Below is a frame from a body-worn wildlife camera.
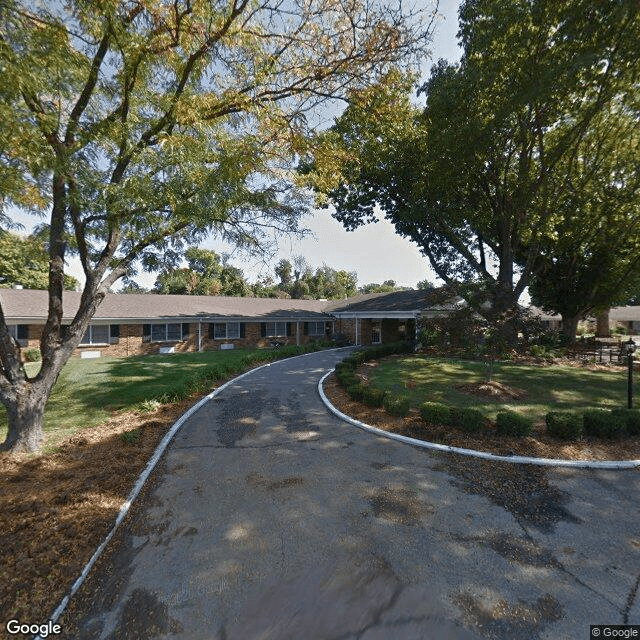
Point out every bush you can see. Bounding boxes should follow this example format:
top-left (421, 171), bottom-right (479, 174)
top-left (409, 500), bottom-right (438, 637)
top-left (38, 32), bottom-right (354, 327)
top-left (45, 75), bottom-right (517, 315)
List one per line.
top-left (346, 383), bottom-right (367, 402)
top-left (545, 411), bottom-right (583, 440)
top-left (583, 409), bottom-right (627, 439)
top-left (336, 371), bottom-right (359, 388)
top-left (495, 411), bottom-right (533, 437)
top-left (610, 408), bottom-right (640, 435)
top-left (362, 386), bottom-right (386, 407)
top-left (23, 347), bottom-right (41, 362)
top-left (453, 407), bottom-right (486, 433)
top-left (419, 402), bottom-right (451, 426)
top-left (383, 393), bottom-right (411, 417)
top-left (120, 428), bottom-right (141, 444)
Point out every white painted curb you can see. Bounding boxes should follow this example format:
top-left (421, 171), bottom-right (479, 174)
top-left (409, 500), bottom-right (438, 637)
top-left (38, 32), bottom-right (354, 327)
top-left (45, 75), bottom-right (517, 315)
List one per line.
top-left (39, 347), bottom-right (353, 637)
top-left (318, 369), bottom-right (640, 470)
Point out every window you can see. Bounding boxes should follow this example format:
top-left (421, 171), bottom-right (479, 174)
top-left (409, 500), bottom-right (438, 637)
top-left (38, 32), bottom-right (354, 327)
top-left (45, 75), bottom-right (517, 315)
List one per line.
top-left (262, 322), bottom-right (288, 337)
top-left (81, 325), bottom-right (109, 345)
top-left (371, 321), bottom-right (382, 344)
top-left (8, 325), bottom-right (28, 347)
top-left (143, 323), bottom-right (189, 342)
top-left (209, 322), bottom-right (243, 340)
top-left (307, 321), bottom-right (326, 336)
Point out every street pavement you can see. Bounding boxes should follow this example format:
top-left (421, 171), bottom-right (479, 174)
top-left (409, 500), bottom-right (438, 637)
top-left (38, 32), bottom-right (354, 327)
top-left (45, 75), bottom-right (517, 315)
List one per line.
top-left (64, 348), bottom-right (640, 640)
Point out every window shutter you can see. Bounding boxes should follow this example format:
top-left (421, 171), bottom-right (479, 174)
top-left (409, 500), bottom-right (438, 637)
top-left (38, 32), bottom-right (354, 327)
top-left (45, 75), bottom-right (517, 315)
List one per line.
top-left (303, 322), bottom-right (308, 335)
top-left (208, 323), bottom-right (214, 339)
top-left (287, 322), bottom-right (293, 337)
top-left (110, 324), bottom-right (120, 338)
top-left (17, 325), bottom-right (28, 340)
top-left (240, 323), bottom-right (245, 338)
top-left (181, 323), bottom-right (190, 340)
top-left (260, 323), bottom-right (266, 337)
top-left (142, 324), bottom-right (151, 337)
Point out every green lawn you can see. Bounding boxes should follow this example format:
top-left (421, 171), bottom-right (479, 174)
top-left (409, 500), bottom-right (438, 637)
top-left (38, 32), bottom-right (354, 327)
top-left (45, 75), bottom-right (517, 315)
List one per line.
top-left (368, 355), bottom-right (631, 423)
top-left (0, 345), bottom-right (318, 452)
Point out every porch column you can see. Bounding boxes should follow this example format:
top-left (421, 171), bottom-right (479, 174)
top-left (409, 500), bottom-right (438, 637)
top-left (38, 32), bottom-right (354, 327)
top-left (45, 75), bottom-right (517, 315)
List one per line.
top-left (355, 315), bottom-right (359, 346)
top-left (198, 321), bottom-right (202, 352)
top-left (296, 321), bottom-right (300, 346)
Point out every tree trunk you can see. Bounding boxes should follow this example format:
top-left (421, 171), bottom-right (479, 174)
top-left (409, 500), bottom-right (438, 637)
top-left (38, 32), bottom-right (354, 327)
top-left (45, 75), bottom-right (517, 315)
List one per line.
top-left (596, 309), bottom-right (610, 337)
top-left (1, 385), bottom-right (49, 453)
top-left (561, 314), bottom-right (581, 344)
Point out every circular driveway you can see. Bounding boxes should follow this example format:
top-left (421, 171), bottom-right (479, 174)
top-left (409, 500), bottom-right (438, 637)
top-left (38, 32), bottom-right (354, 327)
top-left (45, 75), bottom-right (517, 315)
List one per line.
top-left (65, 348), bottom-right (640, 639)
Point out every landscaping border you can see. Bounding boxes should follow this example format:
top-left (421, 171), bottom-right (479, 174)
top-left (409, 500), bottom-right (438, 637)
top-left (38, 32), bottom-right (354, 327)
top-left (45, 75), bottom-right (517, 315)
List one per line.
top-left (318, 369), bottom-right (640, 470)
top-left (38, 347), bottom-right (353, 637)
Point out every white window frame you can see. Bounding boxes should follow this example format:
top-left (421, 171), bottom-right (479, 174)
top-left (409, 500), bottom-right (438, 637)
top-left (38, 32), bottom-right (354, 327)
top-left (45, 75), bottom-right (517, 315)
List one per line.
top-left (371, 320), bottom-right (382, 344)
top-left (264, 321), bottom-right (287, 337)
top-left (307, 321), bottom-right (325, 336)
top-left (80, 325), bottom-right (110, 346)
top-left (8, 325), bottom-right (28, 347)
top-left (145, 323), bottom-right (188, 343)
top-left (212, 322), bottom-right (241, 340)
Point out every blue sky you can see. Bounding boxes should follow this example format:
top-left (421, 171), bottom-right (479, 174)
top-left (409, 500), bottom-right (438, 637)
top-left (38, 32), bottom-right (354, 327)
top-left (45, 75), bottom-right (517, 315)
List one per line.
top-left (7, 0), bottom-right (463, 291)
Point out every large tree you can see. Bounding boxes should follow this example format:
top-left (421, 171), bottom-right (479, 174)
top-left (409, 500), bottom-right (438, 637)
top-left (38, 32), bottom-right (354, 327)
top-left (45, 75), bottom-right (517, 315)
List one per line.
top-left (0, 0), bottom-right (432, 452)
top-left (302, 0), bottom-right (640, 342)
top-left (0, 231), bottom-right (79, 290)
top-left (528, 108), bottom-right (640, 340)
top-left (154, 247), bottom-right (250, 296)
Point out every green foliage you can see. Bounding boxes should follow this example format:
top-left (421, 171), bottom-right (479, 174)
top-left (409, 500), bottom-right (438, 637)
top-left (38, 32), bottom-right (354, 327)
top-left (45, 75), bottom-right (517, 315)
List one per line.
top-left (419, 402), bottom-right (451, 426)
top-left (451, 407), bottom-right (485, 433)
top-left (362, 386), bottom-right (386, 408)
top-left (495, 411), bottom-right (532, 437)
top-left (0, 232), bottom-right (78, 290)
top-left (545, 412), bottom-right (583, 440)
top-left (304, 1), bottom-right (640, 343)
top-left (347, 383), bottom-right (367, 402)
top-left (383, 393), bottom-right (411, 417)
top-left (610, 409), bottom-right (640, 436)
top-left (23, 347), bottom-right (41, 362)
top-left (120, 428), bottom-right (141, 445)
top-left (583, 409), bottom-right (627, 439)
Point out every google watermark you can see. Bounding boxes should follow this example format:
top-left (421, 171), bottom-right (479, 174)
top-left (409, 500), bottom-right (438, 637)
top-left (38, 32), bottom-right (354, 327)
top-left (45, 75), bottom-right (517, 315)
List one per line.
top-left (591, 626), bottom-right (640, 638)
top-left (6, 619), bottom-right (61, 637)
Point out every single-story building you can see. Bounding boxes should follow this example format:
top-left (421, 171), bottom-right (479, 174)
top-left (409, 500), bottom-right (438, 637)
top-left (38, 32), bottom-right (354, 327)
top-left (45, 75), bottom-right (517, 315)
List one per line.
top-left (0, 288), bottom-right (461, 358)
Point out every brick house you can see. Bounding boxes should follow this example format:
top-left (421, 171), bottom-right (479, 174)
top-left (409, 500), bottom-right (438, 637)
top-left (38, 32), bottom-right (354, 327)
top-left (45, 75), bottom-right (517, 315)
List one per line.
top-left (0, 288), bottom-right (462, 358)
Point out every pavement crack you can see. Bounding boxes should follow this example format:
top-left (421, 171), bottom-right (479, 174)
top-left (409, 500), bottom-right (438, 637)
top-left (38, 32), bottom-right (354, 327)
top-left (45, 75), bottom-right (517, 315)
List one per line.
top-left (623, 572), bottom-right (640, 624)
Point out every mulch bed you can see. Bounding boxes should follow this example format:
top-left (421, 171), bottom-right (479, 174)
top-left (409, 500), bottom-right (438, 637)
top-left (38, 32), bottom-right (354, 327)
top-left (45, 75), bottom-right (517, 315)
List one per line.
top-left (323, 374), bottom-right (640, 462)
top-left (0, 395), bottom-right (201, 628)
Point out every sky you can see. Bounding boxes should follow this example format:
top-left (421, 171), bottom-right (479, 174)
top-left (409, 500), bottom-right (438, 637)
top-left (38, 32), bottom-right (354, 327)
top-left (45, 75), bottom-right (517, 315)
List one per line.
top-left (6, 0), bottom-right (464, 291)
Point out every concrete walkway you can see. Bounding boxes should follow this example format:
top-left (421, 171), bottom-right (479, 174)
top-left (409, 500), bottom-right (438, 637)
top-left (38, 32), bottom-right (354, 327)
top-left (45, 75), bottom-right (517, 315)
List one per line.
top-left (66, 349), bottom-right (640, 639)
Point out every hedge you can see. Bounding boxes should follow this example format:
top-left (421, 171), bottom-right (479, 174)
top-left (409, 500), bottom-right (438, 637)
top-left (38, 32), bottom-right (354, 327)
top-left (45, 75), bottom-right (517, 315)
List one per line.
top-left (545, 411), bottom-right (583, 440)
top-left (495, 411), bottom-right (532, 437)
top-left (583, 409), bottom-right (627, 439)
top-left (419, 402), bottom-right (451, 426)
top-left (383, 393), bottom-right (411, 417)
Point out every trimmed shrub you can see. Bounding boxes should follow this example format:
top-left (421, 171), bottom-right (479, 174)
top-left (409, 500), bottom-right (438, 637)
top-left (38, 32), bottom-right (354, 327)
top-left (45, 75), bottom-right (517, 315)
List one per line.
top-left (454, 407), bottom-right (485, 433)
top-left (23, 347), bottom-right (41, 362)
top-left (419, 402), bottom-right (451, 426)
top-left (545, 411), bottom-right (583, 440)
top-left (362, 386), bottom-right (386, 407)
top-left (610, 408), bottom-right (640, 436)
top-left (495, 411), bottom-right (532, 437)
top-left (583, 409), bottom-right (627, 439)
top-left (383, 393), bottom-right (411, 417)
top-left (336, 371), bottom-right (359, 389)
top-left (346, 383), bottom-right (367, 402)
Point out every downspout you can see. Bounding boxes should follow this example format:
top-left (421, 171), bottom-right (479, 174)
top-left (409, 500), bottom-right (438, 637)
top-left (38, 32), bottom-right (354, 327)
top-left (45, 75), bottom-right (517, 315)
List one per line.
top-left (355, 314), bottom-right (359, 346)
top-left (296, 321), bottom-right (300, 346)
top-left (198, 321), bottom-right (202, 352)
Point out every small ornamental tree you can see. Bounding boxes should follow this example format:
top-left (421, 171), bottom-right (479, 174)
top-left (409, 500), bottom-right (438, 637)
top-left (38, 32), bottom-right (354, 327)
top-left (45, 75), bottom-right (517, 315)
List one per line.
top-left (0, 0), bottom-right (432, 452)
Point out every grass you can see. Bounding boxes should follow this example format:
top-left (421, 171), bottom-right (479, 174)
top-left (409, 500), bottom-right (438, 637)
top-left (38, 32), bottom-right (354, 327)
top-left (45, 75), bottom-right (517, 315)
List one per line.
top-left (367, 355), bottom-right (632, 423)
top-left (0, 344), bottom-right (327, 452)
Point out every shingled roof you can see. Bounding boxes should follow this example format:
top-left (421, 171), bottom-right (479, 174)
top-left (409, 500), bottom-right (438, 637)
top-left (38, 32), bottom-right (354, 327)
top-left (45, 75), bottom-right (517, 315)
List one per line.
top-left (0, 289), bottom-right (330, 322)
top-left (326, 288), bottom-right (462, 315)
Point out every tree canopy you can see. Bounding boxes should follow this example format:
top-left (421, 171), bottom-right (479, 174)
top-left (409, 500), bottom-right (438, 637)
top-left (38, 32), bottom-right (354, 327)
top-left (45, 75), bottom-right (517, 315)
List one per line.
top-left (302, 0), bottom-right (640, 341)
top-left (0, 231), bottom-right (79, 291)
top-left (0, 0), bottom-right (432, 452)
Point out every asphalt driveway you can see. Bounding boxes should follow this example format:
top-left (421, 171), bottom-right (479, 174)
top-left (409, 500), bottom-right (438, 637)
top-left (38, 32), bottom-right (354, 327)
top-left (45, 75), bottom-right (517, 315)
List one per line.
top-left (64, 348), bottom-right (640, 639)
